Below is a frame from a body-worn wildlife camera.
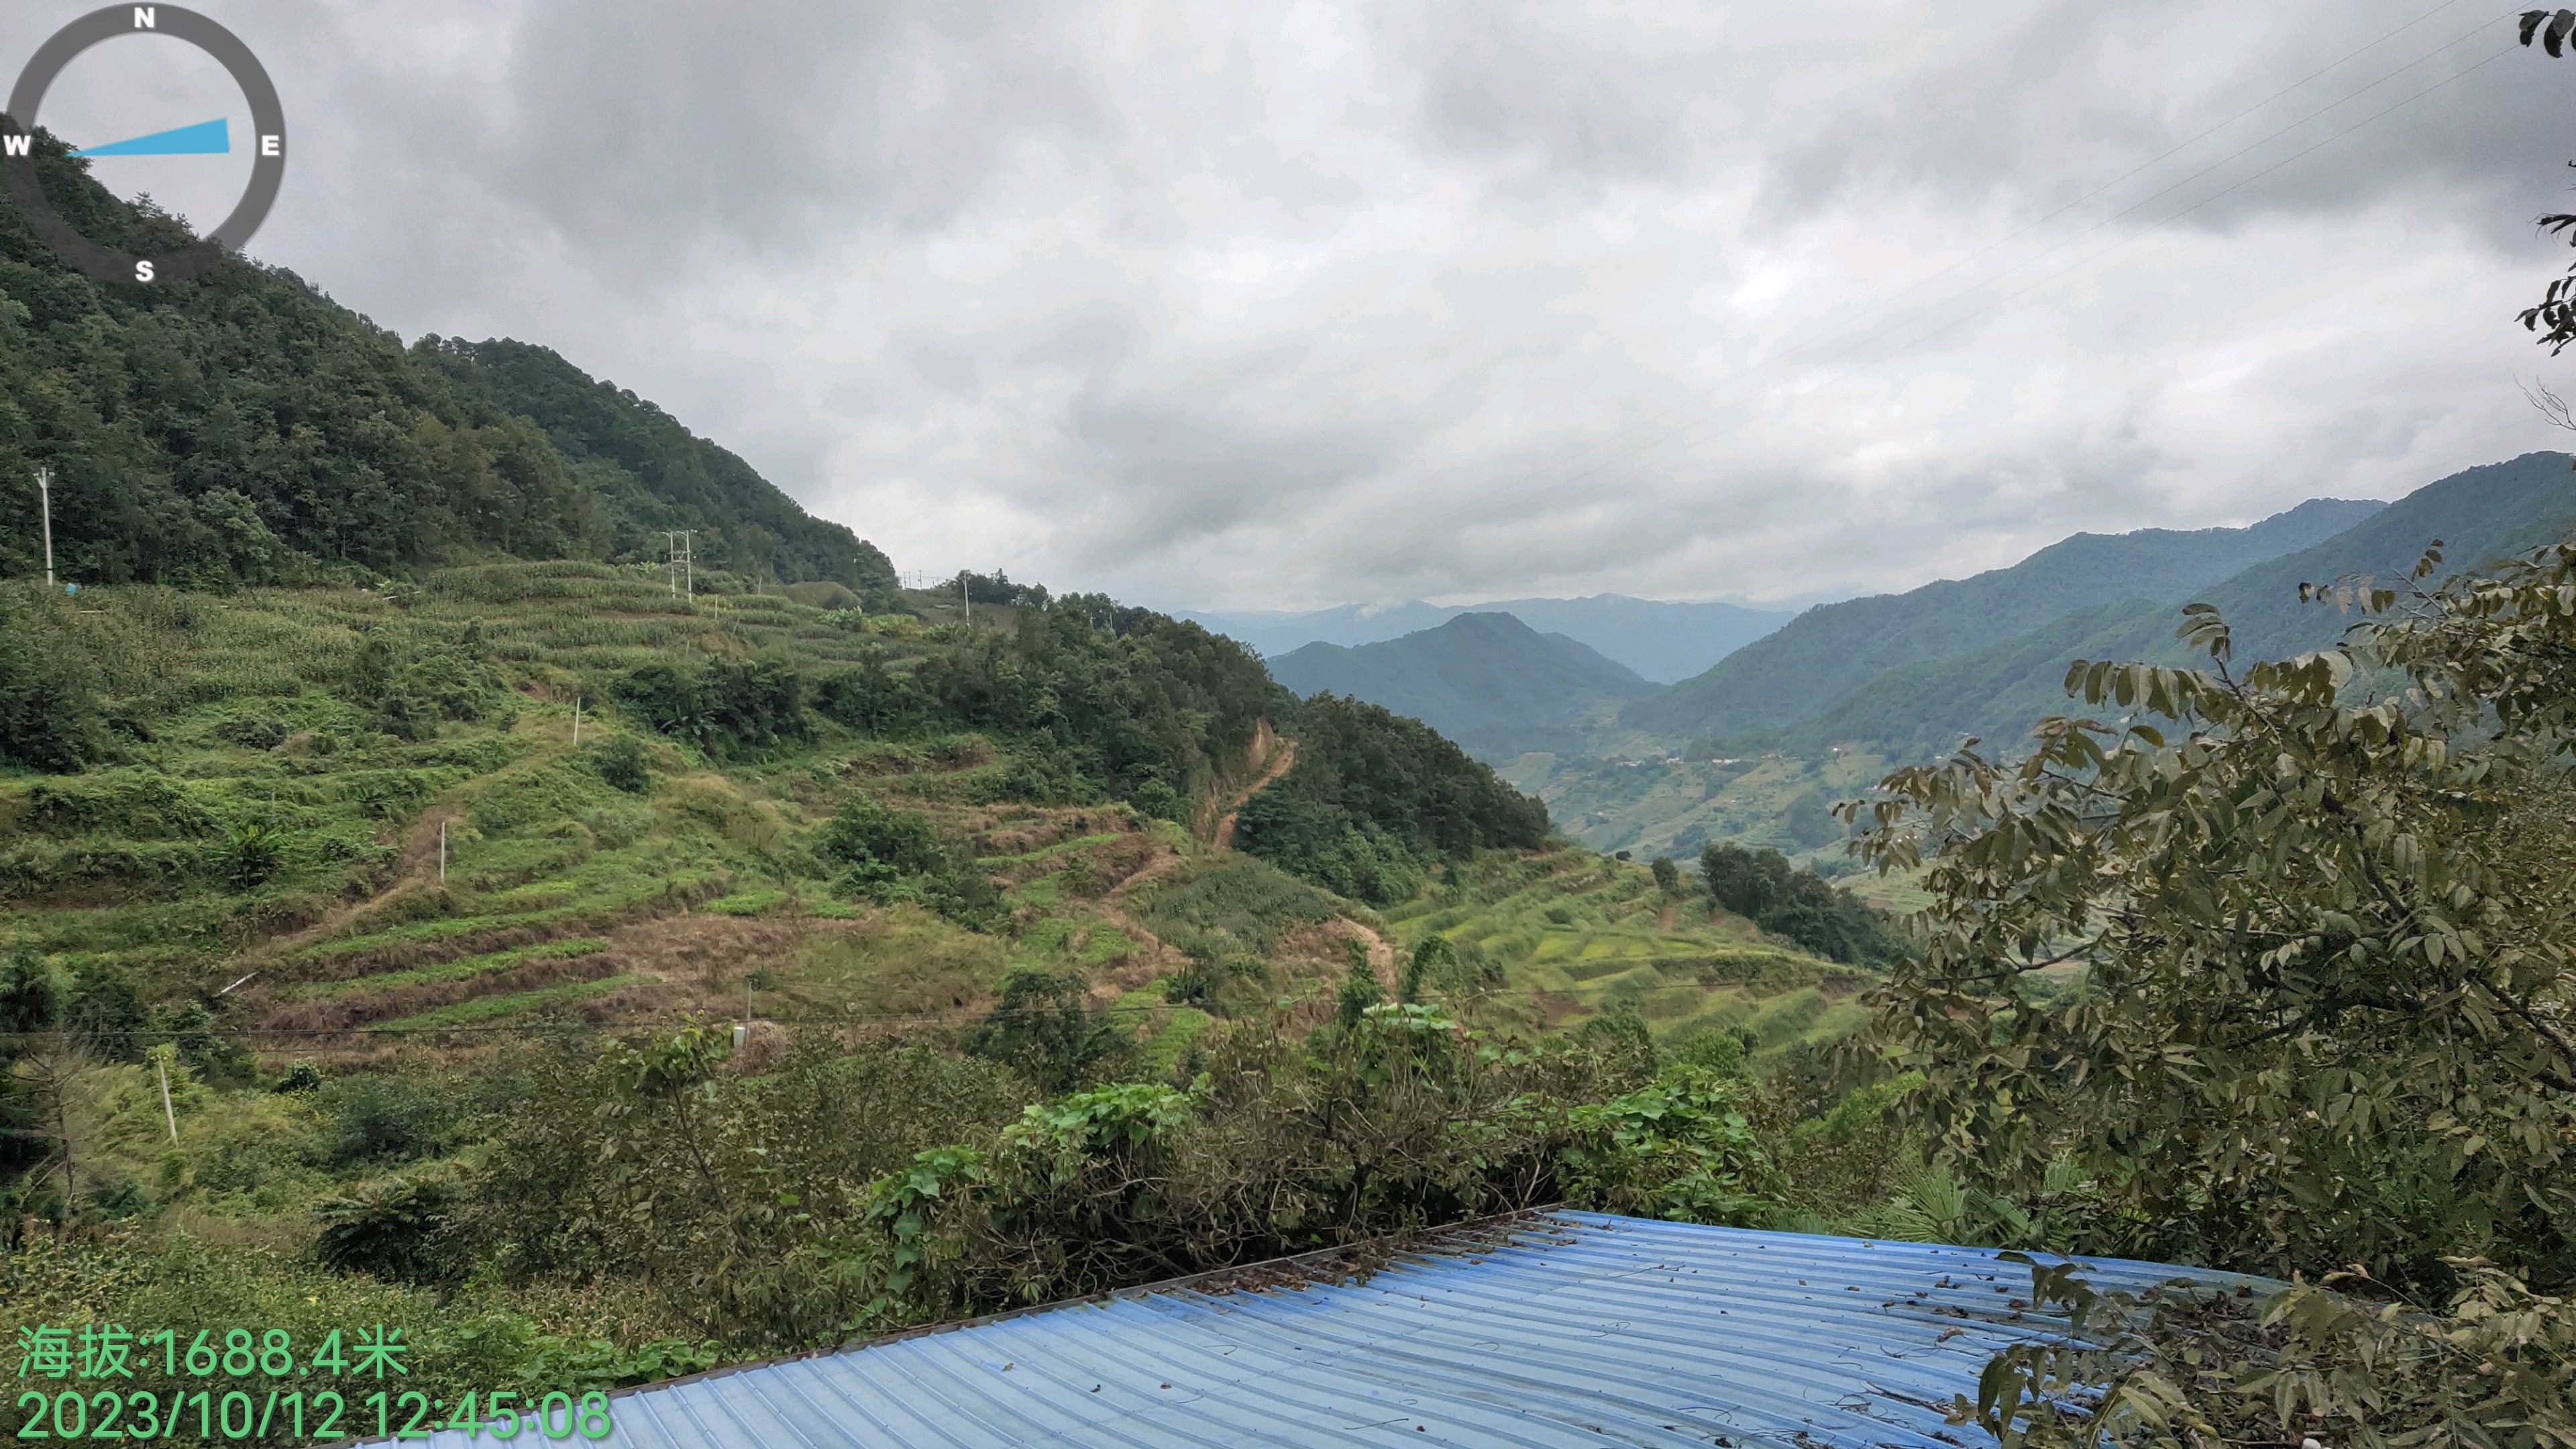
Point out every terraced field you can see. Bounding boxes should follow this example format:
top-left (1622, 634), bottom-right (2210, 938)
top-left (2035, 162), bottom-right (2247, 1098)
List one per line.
top-left (1, 563), bottom-right (1395, 1079)
top-left (1383, 847), bottom-right (1874, 1051)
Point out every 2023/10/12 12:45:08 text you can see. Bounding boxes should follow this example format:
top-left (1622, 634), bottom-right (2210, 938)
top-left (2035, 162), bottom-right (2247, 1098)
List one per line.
top-left (9, 1387), bottom-right (616, 1441)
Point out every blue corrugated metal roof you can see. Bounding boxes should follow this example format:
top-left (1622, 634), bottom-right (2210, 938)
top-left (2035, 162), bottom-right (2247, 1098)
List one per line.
top-left (390, 1212), bottom-right (2253, 1448)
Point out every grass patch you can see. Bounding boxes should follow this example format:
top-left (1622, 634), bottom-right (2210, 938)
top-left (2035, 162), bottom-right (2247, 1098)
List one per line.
top-left (1381, 849), bottom-right (1868, 1052)
top-left (281, 938), bottom-right (609, 1000)
top-left (376, 973), bottom-right (643, 1032)
top-left (1136, 858), bottom-right (1336, 955)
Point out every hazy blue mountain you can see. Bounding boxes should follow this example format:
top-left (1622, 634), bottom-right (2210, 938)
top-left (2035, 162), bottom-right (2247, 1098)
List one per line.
top-left (1621, 496), bottom-right (2389, 739)
top-left (1184, 602), bottom-right (1458, 657)
top-left (1755, 451), bottom-right (2576, 759)
top-left (1185, 594), bottom-right (1794, 684)
top-left (1269, 612), bottom-right (1660, 759)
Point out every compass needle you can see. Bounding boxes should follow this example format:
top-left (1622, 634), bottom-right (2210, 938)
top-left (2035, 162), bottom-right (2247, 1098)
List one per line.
top-left (74, 115), bottom-right (227, 157)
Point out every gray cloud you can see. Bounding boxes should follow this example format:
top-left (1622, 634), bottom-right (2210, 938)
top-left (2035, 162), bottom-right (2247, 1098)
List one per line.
top-left (33, 0), bottom-right (2571, 613)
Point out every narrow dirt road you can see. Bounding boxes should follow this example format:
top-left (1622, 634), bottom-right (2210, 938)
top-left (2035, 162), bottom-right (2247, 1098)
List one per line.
top-left (1212, 739), bottom-right (1297, 850)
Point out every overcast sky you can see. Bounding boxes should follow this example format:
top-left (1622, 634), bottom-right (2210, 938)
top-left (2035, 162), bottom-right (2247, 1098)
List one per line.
top-left (22, 0), bottom-right (2576, 609)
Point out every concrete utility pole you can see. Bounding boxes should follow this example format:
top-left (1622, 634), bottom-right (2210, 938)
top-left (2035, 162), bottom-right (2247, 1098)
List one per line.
top-left (682, 531), bottom-right (694, 602)
top-left (34, 468), bottom-right (54, 588)
top-left (961, 571), bottom-right (971, 623)
top-left (150, 1045), bottom-right (178, 1143)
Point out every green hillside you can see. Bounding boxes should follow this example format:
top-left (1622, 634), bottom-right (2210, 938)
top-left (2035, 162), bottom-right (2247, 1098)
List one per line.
top-left (1759, 451), bottom-right (2576, 759)
top-left (1536, 453), bottom-right (2576, 862)
top-left (1382, 848), bottom-right (1874, 1051)
top-left (0, 125), bottom-right (891, 591)
top-left (1267, 612), bottom-right (1658, 759)
top-left (1621, 496), bottom-right (2383, 739)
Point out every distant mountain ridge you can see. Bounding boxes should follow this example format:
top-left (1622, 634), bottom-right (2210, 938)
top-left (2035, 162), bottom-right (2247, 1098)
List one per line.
top-left (1187, 594), bottom-right (1795, 684)
top-left (1269, 612), bottom-right (1659, 759)
top-left (1619, 496), bottom-right (2389, 740)
top-left (1766, 451), bottom-right (2576, 758)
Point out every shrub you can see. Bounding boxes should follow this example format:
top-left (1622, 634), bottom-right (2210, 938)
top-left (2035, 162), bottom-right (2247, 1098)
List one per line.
top-left (616, 651), bottom-right (809, 757)
top-left (816, 797), bottom-right (949, 879)
top-left (590, 733), bottom-right (650, 793)
top-left (463, 1034), bottom-right (1025, 1348)
top-left (64, 965), bottom-right (150, 1063)
top-left (861, 1006), bottom-right (1623, 1322)
top-left (0, 589), bottom-right (103, 773)
top-left (321, 1074), bottom-right (457, 1166)
top-left (1699, 842), bottom-right (1894, 964)
top-left (222, 820), bottom-right (286, 888)
top-left (962, 969), bottom-right (1135, 1093)
top-left (215, 715), bottom-right (290, 750)
top-left (1561, 1065), bottom-right (1780, 1226)
top-left (1128, 778), bottom-right (1182, 822)
top-left (818, 796), bottom-right (1000, 930)
top-left (313, 1175), bottom-right (460, 1283)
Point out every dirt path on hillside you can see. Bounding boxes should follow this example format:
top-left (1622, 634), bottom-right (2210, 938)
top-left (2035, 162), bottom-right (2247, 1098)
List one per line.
top-left (1349, 920), bottom-right (1396, 987)
top-left (261, 806), bottom-right (468, 959)
top-left (1212, 739), bottom-right (1297, 850)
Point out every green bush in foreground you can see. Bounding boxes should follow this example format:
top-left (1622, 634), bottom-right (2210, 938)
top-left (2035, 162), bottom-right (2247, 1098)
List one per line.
top-left (1860, 540), bottom-right (2576, 1443)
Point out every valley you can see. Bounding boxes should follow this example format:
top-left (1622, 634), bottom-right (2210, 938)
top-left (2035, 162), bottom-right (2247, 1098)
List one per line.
top-left (7, 76), bottom-right (2575, 1448)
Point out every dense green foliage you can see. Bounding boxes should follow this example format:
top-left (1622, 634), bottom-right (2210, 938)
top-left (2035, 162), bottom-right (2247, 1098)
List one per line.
top-left (465, 1030), bottom-right (1029, 1346)
top-left (810, 598), bottom-right (1283, 808)
top-left (959, 968), bottom-right (1138, 1093)
top-left (1236, 694), bottom-right (1550, 902)
top-left (0, 131), bottom-right (892, 588)
top-left (416, 338), bottom-right (898, 590)
top-left (1964, 1256), bottom-right (2574, 1449)
top-left (614, 651), bottom-right (811, 757)
top-left (1699, 842), bottom-right (1897, 964)
top-left (0, 587), bottom-right (105, 771)
top-left (1854, 540), bottom-right (2576, 1443)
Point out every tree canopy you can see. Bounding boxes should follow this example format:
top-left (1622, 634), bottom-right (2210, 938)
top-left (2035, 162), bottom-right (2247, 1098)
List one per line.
top-left (1857, 546), bottom-right (2576, 1291)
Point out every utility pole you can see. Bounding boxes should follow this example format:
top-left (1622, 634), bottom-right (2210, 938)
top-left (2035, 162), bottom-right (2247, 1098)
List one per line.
top-left (960, 570), bottom-right (971, 624)
top-left (572, 696), bottom-right (582, 747)
top-left (150, 1044), bottom-right (178, 1143)
top-left (681, 531), bottom-right (694, 602)
top-left (34, 468), bottom-right (54, 588)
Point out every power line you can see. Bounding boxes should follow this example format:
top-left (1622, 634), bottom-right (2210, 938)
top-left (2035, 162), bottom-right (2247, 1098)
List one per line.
top-left (0, 1000), bottom-right (1244, 1042)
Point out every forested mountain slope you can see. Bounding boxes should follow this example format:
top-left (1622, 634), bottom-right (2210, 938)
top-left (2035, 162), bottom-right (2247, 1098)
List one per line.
top-left (1269, 612), bottom-right (1658, 759)
top-left (1622, 496), bottom-right (2383, 739)
top-left (0, 125), bottom-right (892, 591)
top-left (1754, 451), bottom-right (2576, 758)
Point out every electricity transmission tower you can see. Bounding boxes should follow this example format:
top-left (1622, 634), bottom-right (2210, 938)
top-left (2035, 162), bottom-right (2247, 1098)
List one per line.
top-left (664, 530), bottom-right (696, 602)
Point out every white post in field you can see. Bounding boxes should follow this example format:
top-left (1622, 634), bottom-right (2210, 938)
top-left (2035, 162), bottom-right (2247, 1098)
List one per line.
top-left (572, 696), bottom-right (582, 747)
top-left (154, 1052), bottom-right (178, 1142)
top-left (35, 468), bottom-right (54, 588)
